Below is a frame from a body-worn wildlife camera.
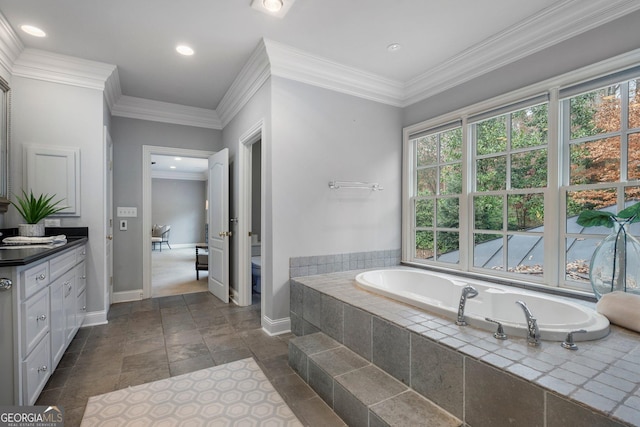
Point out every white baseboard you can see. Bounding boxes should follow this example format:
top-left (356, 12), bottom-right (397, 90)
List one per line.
top-left (112, 289), bottom-right (144, 303)
top-left (261, 315), bottom-right (291, 336)
top-left (83, 310), bottom-right (108, 327)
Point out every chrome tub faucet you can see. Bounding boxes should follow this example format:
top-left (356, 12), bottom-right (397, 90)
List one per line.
top-left (515, 300), bottom-right (540, 346)
top-left (456, 285), bottom-right (479, 326)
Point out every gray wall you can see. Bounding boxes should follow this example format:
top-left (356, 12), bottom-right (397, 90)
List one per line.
top-left (111, 117), bottom-right (222, 292)
top-left (403, 9), bottom-right (640, 126)
top-left (221, 78), bottom-right (271, 306)
top-left (8, 76), bottom-right (106, 314)
top-left (269, 76), bottom-right (403, 322)
top-left (152, 178), bottom-right (206, 245)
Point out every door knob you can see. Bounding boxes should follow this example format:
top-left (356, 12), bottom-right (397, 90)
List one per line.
top-left (107, 235), bottom-right (113, 240)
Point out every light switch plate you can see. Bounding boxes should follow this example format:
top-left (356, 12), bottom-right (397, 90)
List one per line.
top-left (117, 207), bottom-right (137, 217)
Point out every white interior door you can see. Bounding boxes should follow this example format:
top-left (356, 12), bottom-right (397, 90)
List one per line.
top-left (104, 127), bottom-right (113, 307)
top-left (208, 148), bottom-right (229, 303)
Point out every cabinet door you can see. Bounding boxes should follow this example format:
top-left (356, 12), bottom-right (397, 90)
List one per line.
top-left (49, 278), bottom-right (65, 369)
top-left (24, 144), bottom-right (80, 215)
top-left (63, 275), bottom-right (76, 344)
top-left (22, 333), bottom-right (51, 405)
top-left (21, 288), bottom-right (50, 356)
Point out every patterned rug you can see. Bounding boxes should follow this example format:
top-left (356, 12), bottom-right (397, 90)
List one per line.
top-left (81, 358), bottom-right (301, 426)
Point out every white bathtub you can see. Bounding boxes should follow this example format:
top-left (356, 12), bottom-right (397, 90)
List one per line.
top-left (355, 269), bottom-right (610, 342)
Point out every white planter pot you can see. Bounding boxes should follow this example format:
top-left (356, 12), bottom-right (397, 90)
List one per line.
top-left (19, 223), bottom-right (45, 237)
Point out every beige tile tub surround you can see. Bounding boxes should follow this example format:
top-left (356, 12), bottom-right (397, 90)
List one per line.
top-left (290, 271), bottom-right (640, 427)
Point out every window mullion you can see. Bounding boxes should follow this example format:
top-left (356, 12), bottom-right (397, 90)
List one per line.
top-left (621, 81), bottom-right (630, 187)
top-left (546, 87), bottom-right (561, 288)
top-left (460, 116), bottom-right (471, 271)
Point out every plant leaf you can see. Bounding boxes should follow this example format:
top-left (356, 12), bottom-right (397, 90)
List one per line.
top-left (576, 210), bottom-right (615, 228)
top-left (10, 190), bottom-right (66, 224)
top-left (618, 202), bottom-right (640, 223)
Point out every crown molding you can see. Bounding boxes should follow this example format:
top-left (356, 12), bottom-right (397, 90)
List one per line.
top-left (403, 0), bottom-right (640, 106)
top-left (103, 68), bottom-right (122, 112)
top-left (152, 170), bottom-right (207, 181)
top-left (12, 48), bottom-right (116, 91)
top-left (216, 40), bottom-right (271, 128)
top-left (112, 95), bottom-right (222, 129)
top-left (264, 39), bottom-right (405, 107)
top-left (0, 13), bottom-right (23, 81)
top-left (0, 1), bottom-right (637, 129)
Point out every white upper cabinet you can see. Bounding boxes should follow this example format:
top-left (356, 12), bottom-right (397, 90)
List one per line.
top-left (23, 144), bottom-right (81, 215)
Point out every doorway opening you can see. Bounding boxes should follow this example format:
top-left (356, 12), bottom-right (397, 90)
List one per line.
top-left (250, 141), bottom-right (262, 305)
top-left (150, 154), bottom-right (208, 297)
top-left (236, 119), bottom-right (265, 324)
top-left (142, 146), bottom-right (215, 299)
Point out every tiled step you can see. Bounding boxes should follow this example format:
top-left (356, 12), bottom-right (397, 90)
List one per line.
top-left (289, 332), bottom-right (462, 427)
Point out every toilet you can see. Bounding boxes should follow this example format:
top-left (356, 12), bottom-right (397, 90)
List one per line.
top-left (251, 236), bottom-right (261, 294)
top-left (251, 256), bottom-right (261, 294)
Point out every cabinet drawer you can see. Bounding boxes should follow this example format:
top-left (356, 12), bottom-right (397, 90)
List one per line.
top-left (76, 245), bottom-right (86, 262)
top-left (76, 261), bottom-right (86, 294)
top-left (50, 249), bottom-right (77, 281)
top-left (76, 288), bottom-right (86, 329)
top-left (21, 262), bottom-right (49, 300)
top-left (22, 288), bottom-right (50, 356)
top-left (22, 332), bottom-right (51, 405)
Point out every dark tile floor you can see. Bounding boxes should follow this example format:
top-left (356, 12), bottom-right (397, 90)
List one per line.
top-left (36, 292), bottom-right (346, 427)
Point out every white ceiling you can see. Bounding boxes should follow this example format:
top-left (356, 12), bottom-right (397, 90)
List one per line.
top-left (0, 0), bottom-right (633, 113)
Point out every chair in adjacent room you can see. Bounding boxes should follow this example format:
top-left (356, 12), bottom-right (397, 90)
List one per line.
top-left (195, 243), bottom-right (208, 279)
top-left (151, 224), bottom-right (171, 251)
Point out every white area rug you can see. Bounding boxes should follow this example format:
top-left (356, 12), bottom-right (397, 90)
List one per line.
top-left (81, 358), bottom-right (302, 426)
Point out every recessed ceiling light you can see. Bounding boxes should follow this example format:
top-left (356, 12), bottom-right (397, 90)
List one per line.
top-left (175, 157), bottom-right (182, 161)
top-left (251, 0), bottom-right (295, 18)
top-left (176, 45), bottom-right (194, 56)
top-left (387, 43), bottom-right (401, 52)
top-left (21, 25), bottom-right (46, 38)
top-left (170, 166), bottom-right (177, 169)
top-left (263, 0), bottom-right (283, 12)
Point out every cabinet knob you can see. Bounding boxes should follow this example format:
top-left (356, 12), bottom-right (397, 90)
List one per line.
top-left (36, 274), bottom-right (46, 281)
top-left (37, 365), bottom-right (48, 373)
top-left (36, 314), bottom-right (47, 322)
top-left (82, 306), bottom-right (86, 311)
top-left (0, 278), bottom-right (12, 291)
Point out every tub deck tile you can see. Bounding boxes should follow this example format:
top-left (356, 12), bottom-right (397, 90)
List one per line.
top-left (309, 347), bottom-right (369, 377)
top-left (370, 391), bottom-right (462, 427)
top-left (290, 273), bottom-right (640, 426)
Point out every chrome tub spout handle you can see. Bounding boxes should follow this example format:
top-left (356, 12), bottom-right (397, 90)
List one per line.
top-left (561, 329), bottom-right (587, 350)
top-left (456, 285), bottom-right (479, 326)
top-left (515, 300), bottom-right (540, 346)
top-left (485, 317), bottom-right (507, 340)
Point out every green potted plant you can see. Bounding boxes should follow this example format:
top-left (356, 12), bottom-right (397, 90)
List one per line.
top-left (577, 202), bottom-right (640, 298)
top-left (10, 190), bottom-right (66, 237)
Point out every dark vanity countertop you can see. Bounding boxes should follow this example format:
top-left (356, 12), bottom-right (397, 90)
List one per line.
top-left (0, 227), bottom-right (88, 267)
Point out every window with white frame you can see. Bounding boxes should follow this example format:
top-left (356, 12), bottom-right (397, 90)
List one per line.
top-left (561, 75), bottom-right (640, 288)
top-left (412, 124), bottom-right (462, 264)
top-left (405, 63), bottom-right (640, 294)
top-left (470, 102), bottom-right (548, 278)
